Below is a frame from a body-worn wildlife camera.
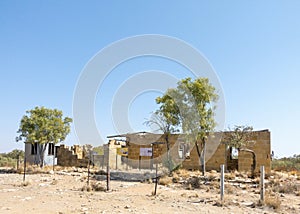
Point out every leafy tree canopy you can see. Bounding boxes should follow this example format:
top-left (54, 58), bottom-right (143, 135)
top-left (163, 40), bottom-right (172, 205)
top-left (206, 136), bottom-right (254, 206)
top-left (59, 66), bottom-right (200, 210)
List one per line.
top-left (224, 125), bottom-right (254, 149)
top-left (156, 77), bottom-right (218, 142)
top-left (156, 77), bottom-right (218, 175)
top-left (16, 106), bottom-right (72, 145)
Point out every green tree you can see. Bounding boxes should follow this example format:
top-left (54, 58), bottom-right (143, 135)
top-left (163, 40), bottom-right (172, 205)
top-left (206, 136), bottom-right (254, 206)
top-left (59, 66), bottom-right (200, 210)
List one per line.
top-left (16, 106), bottom-right (72, 167)
top-left (6, 149), bottom-right (24, 159)
top-left (156, 77), bottom-right (218, 176)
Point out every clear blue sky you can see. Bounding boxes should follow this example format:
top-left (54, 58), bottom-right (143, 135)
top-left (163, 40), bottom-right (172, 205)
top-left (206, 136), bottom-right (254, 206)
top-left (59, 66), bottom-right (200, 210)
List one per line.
top-left (1, 1), bottom-right (299, 157)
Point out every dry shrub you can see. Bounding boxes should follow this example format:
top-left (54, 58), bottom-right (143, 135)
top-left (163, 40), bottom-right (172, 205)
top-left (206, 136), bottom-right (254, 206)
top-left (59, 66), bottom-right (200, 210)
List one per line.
top-left (21, 181), bottom-right (30, 187)
top-left (210, 181), bottom-right (220, 189)
top-left (17, 167), bottom-right (24, 174)
top-left (172, 173), bottom-right (180, 183)
top-left (42, 166), bottom-right (54, 171)
top-left (207, 174), bottom-right (217, 182)
top-left (188, 192), bottom-right (199, 198)
top-left (159, 176), bottom-right (172, 186)
top-left (225, 172), bottom-right (235, 180)
top-left (225, 184), bottom-right (235, 194)
top-left (187, 176), bottom-right (201, 189)
top-left (81, 185), bottom-right (92, 192)
top-left (186, 183), bottom-right (193, 190)
top-left (235, 170), bottom-right (248, 178)
top-left (91, 182), bottom-right (106, 191)
top-left (272, 182), bottom-right (298, 194)
top-left (146, 178), bottom-right (153, 184)
top-left (175, 169), bottom-right (190, 179)
top-left (264, 194), bottom-right (281, 210)
top-left (54, 165), bottom-right (64, 171)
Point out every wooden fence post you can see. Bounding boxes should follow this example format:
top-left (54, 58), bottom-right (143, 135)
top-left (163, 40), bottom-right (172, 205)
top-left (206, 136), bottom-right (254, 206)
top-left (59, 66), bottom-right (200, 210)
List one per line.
top-left (154, 163), bottom-right (158, 195)
top-left (23, 157), bottom-right (26, 182)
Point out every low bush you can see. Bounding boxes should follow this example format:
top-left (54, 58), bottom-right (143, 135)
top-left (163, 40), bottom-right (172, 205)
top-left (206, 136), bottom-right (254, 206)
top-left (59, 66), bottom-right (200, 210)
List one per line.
top-left (159, 175), bottom-right (173, 186)
top-left (264, 194), bottom-right (281, 210)
top-left (272, 154), bottom-right (300, 171)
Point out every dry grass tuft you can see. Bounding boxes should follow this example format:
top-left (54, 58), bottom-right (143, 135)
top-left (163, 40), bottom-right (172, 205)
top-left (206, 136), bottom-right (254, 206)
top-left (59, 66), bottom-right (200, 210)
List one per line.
top-left (225, 184), bottom-right (235, 194)
top-left (271, 182), bottom-right (299, 194)
top-left (171, 173), bottom-right (180, 183)
top-left (188, 192), bottom-right (199, 198)
top-left (225, 172), bottom-right (235, 180)
top-left (21, 181), bottom-right (30, 187)
top-left (175, 169), bottom-right (190, 179)
top-left (91, 182), bottom-right (106, 191)
top-left (81, 185), bottom-right (92, 192)
top-left (187, 176), bottom-right (201, 189)
top-left (264, 194), bottom-right (281, 210)
top-left (207, 174), bottom-right (217, 182)
top-left (159, 176), bottom-right (173, 186)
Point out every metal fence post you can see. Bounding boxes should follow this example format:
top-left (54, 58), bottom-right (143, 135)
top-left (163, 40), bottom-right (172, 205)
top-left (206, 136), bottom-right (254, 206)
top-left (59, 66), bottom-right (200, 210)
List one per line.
top-left (220, 164), bottom-right (224, 201)
top-left (106, 147), bottom-right (110, 191)
top-left (260, 165), bottom-right (265, 203)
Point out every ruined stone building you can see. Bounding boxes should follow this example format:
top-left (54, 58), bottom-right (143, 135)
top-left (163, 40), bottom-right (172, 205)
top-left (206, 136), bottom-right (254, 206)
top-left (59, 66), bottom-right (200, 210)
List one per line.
top-left (56, 144), bottom-right (90, 167)
top-left (108, 130), bottom-right (271, 173)
top-left (24, 143), bottom-right (91, 167)
top-left (24, 142), bottom-right (58, 166)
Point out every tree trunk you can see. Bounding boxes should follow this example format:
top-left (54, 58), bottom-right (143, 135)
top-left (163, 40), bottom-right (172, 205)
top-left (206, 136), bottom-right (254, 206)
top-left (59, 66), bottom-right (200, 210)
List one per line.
top-left (39, 144), bottom-right (47, 168)
top-left (165, 134), bottom-right (171, 172)
top-left (201, 138), bottom-right (206, 176)
top-left (195, 141), bottom-right (202, 171)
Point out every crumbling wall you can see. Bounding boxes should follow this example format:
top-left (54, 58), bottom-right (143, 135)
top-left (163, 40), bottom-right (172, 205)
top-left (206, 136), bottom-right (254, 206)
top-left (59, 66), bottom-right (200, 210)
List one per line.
top-left (103, 140), bottom-right (127, 170)
top-left (182, 130), bottom-right (271, 173)
top-left (127, 134), bottom-right (181, 169)
top-left (124, 130), bottom-right (271, 173)
top-left (57, 144), bottom-right (89, 167)
top-left (238, 130), bottom-right (271, 173)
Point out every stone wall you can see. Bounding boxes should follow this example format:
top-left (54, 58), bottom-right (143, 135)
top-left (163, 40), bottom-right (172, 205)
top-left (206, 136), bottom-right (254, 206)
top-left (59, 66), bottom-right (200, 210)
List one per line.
top-left (182, 130), bottom-right (271, 173)
top-left (123, 130), bottom-right (271, 173)
top-left (104, 140), bottom-right (127, 170)
top-left (238, 130), bottom-right (271, 173)
top-left (57, 145), bottom-right (89, 167)
top-left (126, 134), bottom-right (181, 169)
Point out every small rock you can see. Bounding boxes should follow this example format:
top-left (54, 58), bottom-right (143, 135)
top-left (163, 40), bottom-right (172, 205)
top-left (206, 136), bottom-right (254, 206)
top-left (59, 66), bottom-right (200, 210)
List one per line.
top-left (81, 207), bottom-right (88, 212)
top-left (124, 205), bottom-right (130, 209)
top-left (1, 207), bottom-right (11, 210)
top-left (241, 202), bottom-right (254, 207)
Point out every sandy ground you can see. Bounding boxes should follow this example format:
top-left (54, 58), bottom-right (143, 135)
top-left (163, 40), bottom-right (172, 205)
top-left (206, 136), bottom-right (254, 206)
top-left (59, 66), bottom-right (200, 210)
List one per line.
top-left (0, 169), bottom-right (299, 214)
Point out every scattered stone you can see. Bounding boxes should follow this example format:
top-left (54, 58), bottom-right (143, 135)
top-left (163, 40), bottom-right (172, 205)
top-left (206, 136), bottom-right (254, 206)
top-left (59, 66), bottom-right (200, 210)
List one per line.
top-left (1, 207), bottom-right (11, 210)
top-left (241, 202), bottom-right (255, 207)
top-left (81, 207), bottom-right (88, 212)
top-left (124, 205), bottom-right (130, 209)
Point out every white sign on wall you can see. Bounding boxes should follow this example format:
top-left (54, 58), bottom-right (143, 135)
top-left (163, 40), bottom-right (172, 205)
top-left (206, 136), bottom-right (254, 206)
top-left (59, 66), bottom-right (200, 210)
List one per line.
top-left (140, 148), bottom-right (152, 156)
